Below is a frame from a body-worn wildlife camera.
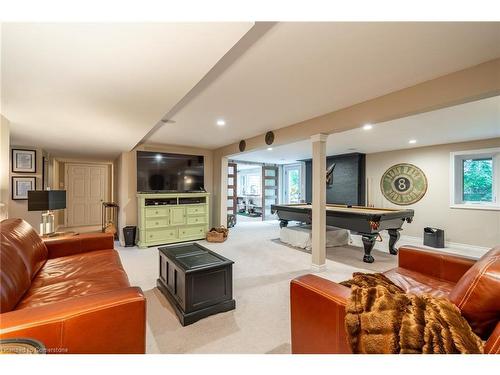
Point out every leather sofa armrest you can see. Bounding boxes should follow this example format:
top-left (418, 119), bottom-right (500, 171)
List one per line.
top-left (484, 321), bottom-right (500, 354)
top-left (290, 274), bottom-right (352, 354)
top-left (44, 233), bottom-right (115, 259)
top-left (0, 287), bottom-right (146, 354)
top-left (398, 246), bottom-right (476, 283)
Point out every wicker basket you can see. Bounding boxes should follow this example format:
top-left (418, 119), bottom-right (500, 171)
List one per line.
top-left (206, 226), bottom-right (229, 243)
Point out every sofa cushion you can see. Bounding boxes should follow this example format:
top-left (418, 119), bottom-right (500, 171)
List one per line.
top-left (0, 219), bottom-right (48, 313)
top-left (0, 232), bottom-right (31, 313)
top-left (384, 267), bottom-right (455, 298)
top-left (31, 249), bottom-right (125, 288)
top-left (1, 219), bottom-right (48, 278)
top-left (16, 268), bottom-right (130, 309)
top-left (449, 246), bottom-right (500, 340)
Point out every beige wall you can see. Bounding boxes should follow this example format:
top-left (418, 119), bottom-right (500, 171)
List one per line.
top-left (8, 146), bottom-right (47, 229)
top-left (116, 143), bottom-right (214, 244)
top-left (366, 138), bottom-right (500, 248)
top-left (212, 59), bottom-right (500, 226)
top-left (0, 115), bottom-right (10, 220)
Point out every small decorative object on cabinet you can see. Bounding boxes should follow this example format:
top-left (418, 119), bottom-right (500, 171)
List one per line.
top-left (102, 202), bottom-right (119, 239)
top-left (137, 192), bottom-right (210, 248)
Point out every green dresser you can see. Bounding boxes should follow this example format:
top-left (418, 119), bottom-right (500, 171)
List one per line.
top-left (137, 192), bottom-right (210, 248)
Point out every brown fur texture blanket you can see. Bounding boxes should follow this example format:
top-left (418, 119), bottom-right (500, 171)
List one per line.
top-left (340, 273), bottom-right (484, 354)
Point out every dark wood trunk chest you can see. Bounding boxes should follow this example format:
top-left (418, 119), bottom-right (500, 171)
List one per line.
top-left (157, 243), bottom-right (235, 326)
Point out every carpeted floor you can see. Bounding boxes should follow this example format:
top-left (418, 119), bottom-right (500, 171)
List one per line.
top-left (115, 220), bottom-right (399, 354)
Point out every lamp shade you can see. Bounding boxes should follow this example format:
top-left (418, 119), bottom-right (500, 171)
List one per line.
top-left (28, 190), bottom-right (66, 211)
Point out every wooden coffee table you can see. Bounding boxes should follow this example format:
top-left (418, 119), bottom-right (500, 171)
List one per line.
top-left (157, 243), bottom-right (235, 326)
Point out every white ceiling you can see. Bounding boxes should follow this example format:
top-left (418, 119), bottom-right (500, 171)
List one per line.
top-left (1, 23), bottom-right (253, 159)
top-left (233, 95), bottom-right (500, 164)
top-left (147, 22), bottom-right (500, 149)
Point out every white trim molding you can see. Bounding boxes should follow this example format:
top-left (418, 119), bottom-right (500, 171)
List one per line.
top-left (350, 233), bottom-right (490, 260)
top-left (449, 147), bottom-right (500, 211)
top-left (310, 133), bottom-right (328, 143)
top-left (311, 263), bottom-right (327, 272)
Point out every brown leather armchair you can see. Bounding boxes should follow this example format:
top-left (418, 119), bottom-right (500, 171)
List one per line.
top-left (290, 245), bottom-right (500, 354)
top-left (0, 218), bottom-right (146, 354)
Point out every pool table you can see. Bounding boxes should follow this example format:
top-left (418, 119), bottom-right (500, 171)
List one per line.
top-left (270, 203), bottom-right (414, 263)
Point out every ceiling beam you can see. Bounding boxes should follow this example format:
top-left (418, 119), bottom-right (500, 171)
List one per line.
top-left (215, 57), bottom-right (500, 158)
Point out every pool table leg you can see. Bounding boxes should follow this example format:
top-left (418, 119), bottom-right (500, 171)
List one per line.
top-left (388, 229), bottom-right (401, 255)
top-left (361, 234), bottom-right (376, 263)
top-left (279, 220), bottom-right (289, 228)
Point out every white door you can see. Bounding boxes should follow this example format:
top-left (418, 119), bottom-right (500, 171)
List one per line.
top-left (283, 164), bottom-right (303, 204)
top-left (66, 163), bottom-right (108, 227)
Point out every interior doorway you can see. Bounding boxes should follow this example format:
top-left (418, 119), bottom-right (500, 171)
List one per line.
top-left (233, 162), bottom-right (263, 222)
top-left (283, 163), bottom-right (303, 204)
top-left (65, 163), bottom-right (110, 227)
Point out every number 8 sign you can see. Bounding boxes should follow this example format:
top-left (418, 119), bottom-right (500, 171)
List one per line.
top-left (380, 163), bottom-right (428, 205)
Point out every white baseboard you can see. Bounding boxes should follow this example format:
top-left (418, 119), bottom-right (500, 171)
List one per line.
top-left (311, 263), bottom-right (327, 272)
top-left (349, 233), bottom-right (489, 259)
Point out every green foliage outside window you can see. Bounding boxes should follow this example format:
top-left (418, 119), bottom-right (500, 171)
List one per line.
top-left (463, 158), bottom-right (493, 202)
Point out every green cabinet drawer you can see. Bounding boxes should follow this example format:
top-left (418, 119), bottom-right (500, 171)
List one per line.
top-left (145, 207), bottom-right (169, 218)
top-left (179, 225), bottom-right (206, 239)
top-left (145, 217), bottom-right (169, 229)
top-left (186, 205), bottom-right (206, 215)
top-left (186, 216), bottom-right (206, 225)
top-left (145, 228), bottom-right (178, 242)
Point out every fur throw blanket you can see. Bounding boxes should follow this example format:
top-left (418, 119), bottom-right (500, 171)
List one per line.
top-left (340, 273), bottom-right (484, 354)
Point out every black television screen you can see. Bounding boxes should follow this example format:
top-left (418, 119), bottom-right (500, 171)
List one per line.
top-left (137, 151), bottom-right (204, 193)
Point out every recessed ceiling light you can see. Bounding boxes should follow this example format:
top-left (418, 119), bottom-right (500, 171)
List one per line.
top-left (362, 124), bottom-right (373, 130)
top-left (267, 147), bottom-right (273, 151)
top-left (409, 139), bottom-right (417, 144)
top-left (216, 119), bottom-right (226, 126)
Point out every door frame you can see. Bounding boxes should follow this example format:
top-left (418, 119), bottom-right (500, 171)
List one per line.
top-left (64, 161), bottom-right (112, 228)
top-left (282, 162), bottom-right (306, 204)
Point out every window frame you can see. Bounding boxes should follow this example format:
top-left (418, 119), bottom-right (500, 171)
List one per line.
top-left (450, 147), bottom-right (500, 210)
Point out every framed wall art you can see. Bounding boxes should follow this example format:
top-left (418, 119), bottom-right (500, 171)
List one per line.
top-left (12, 149), bottom-right (37, 173)
top-left (12, 176), bottom-right (36, 200)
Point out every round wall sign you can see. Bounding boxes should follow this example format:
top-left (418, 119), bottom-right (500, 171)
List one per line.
top-left (239, 140), bottom-right (246, 152)
top-left (380, 163), bottom-right (427, 205)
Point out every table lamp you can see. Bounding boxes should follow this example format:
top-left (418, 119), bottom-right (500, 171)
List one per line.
top-left (28, 190), bottom-right (66, 236)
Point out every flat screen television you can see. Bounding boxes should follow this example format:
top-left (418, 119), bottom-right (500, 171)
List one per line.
top-left (137, 151), bottom-right (205, 193)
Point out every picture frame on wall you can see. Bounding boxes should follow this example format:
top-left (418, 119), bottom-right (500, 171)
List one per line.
top-left (12, 149), bottom-right (37, 173)
top-left (12, 176), bottom-right (36, 200)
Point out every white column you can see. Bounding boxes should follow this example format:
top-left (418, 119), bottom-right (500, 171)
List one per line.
top-left (311, 133), bottom-right (328, 271)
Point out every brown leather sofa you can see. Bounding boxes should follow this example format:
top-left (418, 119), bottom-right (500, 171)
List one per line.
top-left (0, 218), bottom-right (146, 354)
top-left (290, 245), bottom-right (500, 354)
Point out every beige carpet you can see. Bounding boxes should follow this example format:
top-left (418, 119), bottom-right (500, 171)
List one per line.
top-left (116, 220), bottom-right (398, 354)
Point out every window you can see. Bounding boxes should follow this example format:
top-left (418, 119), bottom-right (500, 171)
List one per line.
top-left (451, 148), bottom-right (500, 210)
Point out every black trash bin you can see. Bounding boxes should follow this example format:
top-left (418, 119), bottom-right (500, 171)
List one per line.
top-left (123, 226), bottom-right (137, 247)
top-left (423, 227), bottom-right (444, 248)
